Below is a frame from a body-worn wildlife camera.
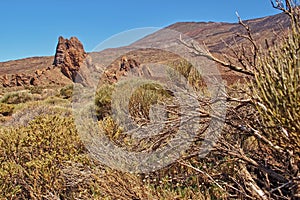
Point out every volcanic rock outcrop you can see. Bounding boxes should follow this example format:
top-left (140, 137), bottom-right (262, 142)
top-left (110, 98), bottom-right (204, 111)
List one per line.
top-left (0, 74), bottom-right (36, 87)
top-left (119, 56), bottom-right (140, 71)
top-left (101, 55), bottom-right (142, 84)
top-left (53, 36), bottom-right (87, 81)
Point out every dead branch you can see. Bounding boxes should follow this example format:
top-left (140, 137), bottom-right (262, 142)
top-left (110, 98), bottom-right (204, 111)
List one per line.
top-left (179, 35), bottom-right (255, 76)
top-left (178, 160), bottom-right (225, 191)
top-left (238, 163), bottom-right (269, 200)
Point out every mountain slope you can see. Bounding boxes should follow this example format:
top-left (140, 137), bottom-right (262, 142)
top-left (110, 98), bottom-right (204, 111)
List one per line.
top-left (136, 12), bottom-right (289, 53)
top-left (0, 12), bottom-right (290, 88)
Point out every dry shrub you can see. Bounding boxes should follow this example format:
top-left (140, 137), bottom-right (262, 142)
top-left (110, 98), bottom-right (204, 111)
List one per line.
top-left (0, 113), bottom-right (207, 199)
top-left (0, 103), bottom-right (14, 116)
top-left (173, 2), bottom-right (300, 199)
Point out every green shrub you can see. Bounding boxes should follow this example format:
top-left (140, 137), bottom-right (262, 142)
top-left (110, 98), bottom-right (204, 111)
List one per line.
top-left (252, 25), bottom-right (300, 152)
top-left (170, 59), bottom-right (205, 91)
top-left (26, 86), bottom-right (44, 94)
top-left (59, 84), bottom-right (74, 99)
top-left (95, 84), bottom-right (115, 119)
top-left (129, 83), bottom-right (173, 124)
top-left (0, 91), bottom-right (33, 104)
top-left (44, 96), bottom-right (70, 105)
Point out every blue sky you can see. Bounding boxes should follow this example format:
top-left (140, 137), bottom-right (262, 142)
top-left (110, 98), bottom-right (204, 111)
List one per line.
top-left (0, 0), bottom-right (281, 62)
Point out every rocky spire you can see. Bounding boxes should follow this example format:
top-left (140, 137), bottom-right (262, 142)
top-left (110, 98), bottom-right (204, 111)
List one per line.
top-left (53, 36), bottom-right (87, 81)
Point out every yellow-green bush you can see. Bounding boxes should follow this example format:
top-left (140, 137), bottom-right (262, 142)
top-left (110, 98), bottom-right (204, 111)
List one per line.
top-left (95, 84), bottom-right (115, 119)
top-left (0, 91), bottom-right (33, 104)
top-left (171, 59), bottom-right (205, 91)
top-left (129, 83), bottom-right (173, 124)
top-left (0, 113), bottom-right (209, 199)
top-left (252, 23), bottom-right (300, 152)
top-left (26, 85), bottom-right (44, 95)
top-left (59, 84), bottom-right (74, 99)
top-left (0, 103), bottom-right (14, 116)
top-left (0, 115), bottom-right (87, 199)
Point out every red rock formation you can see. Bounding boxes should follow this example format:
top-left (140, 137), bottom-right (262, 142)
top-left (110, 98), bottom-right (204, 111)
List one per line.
top-left (53, 36), bottom-right (87, 81)
top-left (119, 56), bottom-right (140, 71)
top-left (100, 56), bottom-right (142, 84)
top-left (0, 74), bottom-right (36, 87)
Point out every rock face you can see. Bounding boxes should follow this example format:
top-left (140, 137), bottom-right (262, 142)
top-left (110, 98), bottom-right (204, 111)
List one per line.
top-left (0, 66), bottom-right (72, 88)
top-left (0, 36), bottom-right (86, 87)
top-left (101, 56), bottom-right (142, 84)
top-left (1, 74), bottom-right (37, 87)
top-left (119, 56), bottom-right (140, 71)
top-left (53, 36), bottom-right (87, 81)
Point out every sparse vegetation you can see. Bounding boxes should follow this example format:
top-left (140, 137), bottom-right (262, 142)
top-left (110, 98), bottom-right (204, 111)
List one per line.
top-left (0, 1), bottom-right (299, 199)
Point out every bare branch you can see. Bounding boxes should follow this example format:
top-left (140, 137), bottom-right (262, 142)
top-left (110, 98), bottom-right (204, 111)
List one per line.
top-left (178, 36), bottom-right (255, 76)
top-left (238, 163), bottom-right (269, 200)
top-left (178, 160), bottom-right (226, 191)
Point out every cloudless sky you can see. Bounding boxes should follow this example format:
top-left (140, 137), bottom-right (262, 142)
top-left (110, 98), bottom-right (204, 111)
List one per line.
top-left (0, 0), bottom-right (281, 62)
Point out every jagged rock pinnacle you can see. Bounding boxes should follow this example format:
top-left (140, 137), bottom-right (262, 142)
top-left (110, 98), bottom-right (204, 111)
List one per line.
top-left (53, 36), bottom-right (87, 81)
